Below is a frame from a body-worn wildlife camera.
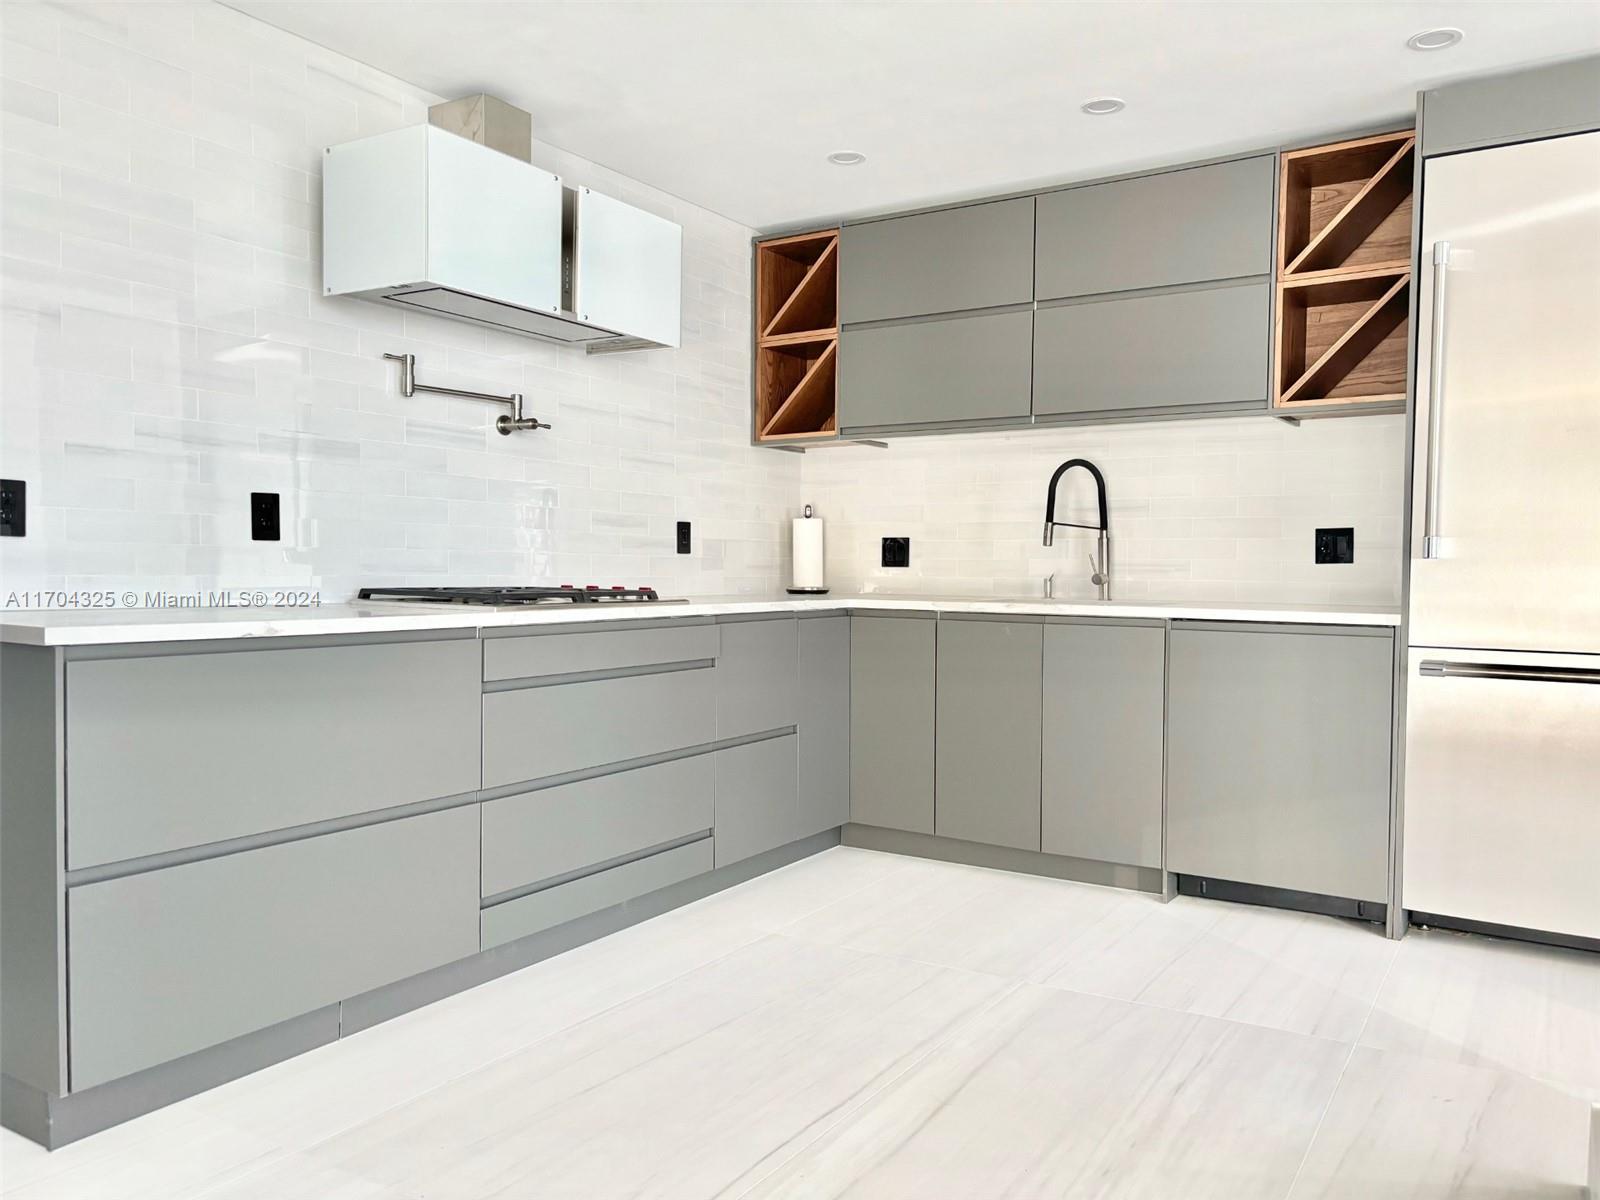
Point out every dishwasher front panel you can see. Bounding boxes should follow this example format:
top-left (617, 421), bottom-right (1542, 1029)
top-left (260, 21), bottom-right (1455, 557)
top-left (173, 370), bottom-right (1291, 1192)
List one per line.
top-left (1402, 647), bottom-right (1600, 940)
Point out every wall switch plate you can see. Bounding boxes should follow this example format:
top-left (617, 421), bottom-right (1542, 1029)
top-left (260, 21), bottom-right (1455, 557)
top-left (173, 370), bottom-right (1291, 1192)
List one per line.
top-left (1315, 527), bottom-right (1354, 564)
top-left (251, 492), bottom-right (281, 542)
top-left (881, 536), bottom-right (910, 568)
top-left (676, 520), bottom-right (691, 554)
top-left (0, 479), bottom-right (24, 537)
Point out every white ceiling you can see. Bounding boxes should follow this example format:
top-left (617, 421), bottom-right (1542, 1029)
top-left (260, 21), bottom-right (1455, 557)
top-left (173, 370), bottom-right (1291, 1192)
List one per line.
top-left (230, 0), bottom-right (1600, 231)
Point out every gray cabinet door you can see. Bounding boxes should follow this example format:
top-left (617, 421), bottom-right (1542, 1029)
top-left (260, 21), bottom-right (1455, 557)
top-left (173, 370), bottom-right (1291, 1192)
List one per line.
top-left (840, 197), bottom-right (1034, 324)
top-left (65, 639), bottom-right (481, 869)
top-left (1033, 282), bottom-right (1269, 418)
top-left (67, 805), bottom-right (480, 1089)
top-left (1041, 621), bottom-right (1166, 867)
top-left (840, 308), bottom-right (1033, 431)
top-left (849, 616), bottom-right (935, 834)
top-left (717, 617), bottom-right (798, 740)
top-left (480, 754), bottom-right (715, 898)
top-left (1034, 155), bottom-right (1275, 300)
top-left (484, 622), bottom-right (717, 682)
top-left (1422, 58), bottom-right (1600, 156)
top-left (797, 616), bottom-right (851, 836)
top-left (934, 618), bottom-right (1043, 851)
top-left (483, 667), bottom-right (717, 787)
top-left (714, 734), bottom-right (798, 867)
top-left (1165, 625), bottom-right (1394, 903)
top-left (481, 839), bottom-right (713, 950)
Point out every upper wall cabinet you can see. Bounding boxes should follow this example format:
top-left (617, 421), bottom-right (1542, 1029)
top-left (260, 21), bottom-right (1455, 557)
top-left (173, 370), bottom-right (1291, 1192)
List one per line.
top-left (1420, 56), bottom-right (1600, 157)
top-left (840, 308), bottom-right (1033, 431)
top-left (1034, 155), bottom-right (1275, 300)
top-left (839, 198), bottom-right (1034, 324)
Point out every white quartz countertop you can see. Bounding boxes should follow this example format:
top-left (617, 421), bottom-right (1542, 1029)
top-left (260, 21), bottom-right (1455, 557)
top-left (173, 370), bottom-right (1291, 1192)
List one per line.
top-left (0, 594), bottom-right (1401, 646)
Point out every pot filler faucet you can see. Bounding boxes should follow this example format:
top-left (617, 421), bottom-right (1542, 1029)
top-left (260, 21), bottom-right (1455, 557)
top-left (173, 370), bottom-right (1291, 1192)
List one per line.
top-left (383, 352), bottom-right (551, 436)
top-left (1043, 458), bottom-right (1111, 600)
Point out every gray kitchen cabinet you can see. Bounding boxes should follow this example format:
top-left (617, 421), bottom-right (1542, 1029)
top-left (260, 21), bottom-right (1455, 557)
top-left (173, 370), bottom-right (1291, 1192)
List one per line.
top-left (714, 734), bottom-right (799, 867)
top-left (1421, 56), bottom-right (1600, 156)
top-left (481, 839), bottom-right (714, 951)
top-left (716, 616), bottom-right (798, 740)
top-left (797, 615), bottom-right (850, 836)
top-left (840, 197), bottom-right (1034, 324)
top-left (1041, 620), bottom-right (1166, 868)
top-left (67, 804), bottom-right (480, 1089)
top-left (483, 621), bottom-right (717, 682)
top-left (480, 754), bottom-right (715, 898)
top-left (483, 666), bottom-right (716, 787)
top-left (849, 615), bottom-right (936, 834)
top-left (1034, 155), bottom-right (1275, 300)
top-left (839, 308), bottom-right (1032, 431)
top-left (934, 617), bottom-right (1043, 851)
top-left (1165, 623), bottom-right (1394, 903)
top-left (65, 638), bottom-right (480, 869)
top-left (1033, 281), bottom-right (1270, 419)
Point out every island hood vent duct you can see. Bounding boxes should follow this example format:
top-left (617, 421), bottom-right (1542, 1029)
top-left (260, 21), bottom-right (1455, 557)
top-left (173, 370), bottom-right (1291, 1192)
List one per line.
top-left (322, 96), bottom-right (682, 352)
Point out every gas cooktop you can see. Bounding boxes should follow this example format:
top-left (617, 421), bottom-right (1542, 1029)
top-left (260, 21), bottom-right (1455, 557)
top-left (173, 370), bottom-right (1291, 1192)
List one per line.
top-left (357, 586), bottom-right (669, 606)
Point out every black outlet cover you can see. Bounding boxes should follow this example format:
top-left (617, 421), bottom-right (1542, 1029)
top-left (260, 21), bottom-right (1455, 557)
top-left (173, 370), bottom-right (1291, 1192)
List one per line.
top-left (1315, 527), bottom-right (1354, 564)
top-left (0, 479), bottom-right (25, 538)
top-left (676, 520), bottom-right (691, 554)
top-left (251, 492), bottom-right (281, 542)
top-left (881, 536), bottom-right (910, 568)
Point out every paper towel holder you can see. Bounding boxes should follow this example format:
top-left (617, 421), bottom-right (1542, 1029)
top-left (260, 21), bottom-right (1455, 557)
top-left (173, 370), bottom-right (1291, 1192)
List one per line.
top-left (786, 505), bottom-right (830, 595)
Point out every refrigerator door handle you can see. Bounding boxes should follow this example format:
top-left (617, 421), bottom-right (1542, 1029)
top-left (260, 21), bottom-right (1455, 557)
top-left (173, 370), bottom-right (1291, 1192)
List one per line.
top-left (1421, 240), bottom-right (1451, 559)
top-left (1419, 659), bottom-right (1600, 685)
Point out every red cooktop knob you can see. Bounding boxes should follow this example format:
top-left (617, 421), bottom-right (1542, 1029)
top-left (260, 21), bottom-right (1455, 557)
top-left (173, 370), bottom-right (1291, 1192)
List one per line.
top-left (560, 584), bottom-right (574, 589)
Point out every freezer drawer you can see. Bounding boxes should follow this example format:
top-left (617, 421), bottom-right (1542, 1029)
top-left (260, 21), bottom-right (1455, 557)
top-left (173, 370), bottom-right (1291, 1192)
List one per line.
top-left (1403, 648), bottom-right (1600, 941)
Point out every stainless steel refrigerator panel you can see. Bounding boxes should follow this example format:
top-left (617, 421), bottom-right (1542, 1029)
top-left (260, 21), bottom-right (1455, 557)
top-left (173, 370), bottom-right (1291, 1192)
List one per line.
top-left (1408, 131), bottom-right (1600, 655)
top-left (1401, 647), bottom-right (1600, 940)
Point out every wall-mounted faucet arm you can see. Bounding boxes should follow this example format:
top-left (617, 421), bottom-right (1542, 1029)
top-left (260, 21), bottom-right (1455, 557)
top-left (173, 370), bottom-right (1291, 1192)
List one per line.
top-left (383, 352), bottom-right (551, 436)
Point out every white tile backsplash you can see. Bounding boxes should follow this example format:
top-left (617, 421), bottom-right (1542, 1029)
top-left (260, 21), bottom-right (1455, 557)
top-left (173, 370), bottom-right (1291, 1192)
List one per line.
top-left (800, 416), bottom-right (1407, 605)
top-left (1, 2), bottom-right (1410, 609)
top-left (0, 0), bottom-right (798, 600)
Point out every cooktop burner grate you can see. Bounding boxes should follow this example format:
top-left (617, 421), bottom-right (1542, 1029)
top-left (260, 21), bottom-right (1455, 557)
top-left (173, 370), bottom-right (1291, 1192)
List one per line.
top-left (357, 586), bottom-right (663, 606)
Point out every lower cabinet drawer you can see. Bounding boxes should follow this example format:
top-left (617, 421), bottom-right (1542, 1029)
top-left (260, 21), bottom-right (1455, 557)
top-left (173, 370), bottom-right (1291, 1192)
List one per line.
top-left (481, 754), bottom-right (715, 898)
top-left (483, 667), bottom-right (717, 787)
top-left (480, 839), bottom-right (714, 949)
top-left (66, 805), bottom-right (480, 1090)
top-left (714, 734), bottom-right (798, 868)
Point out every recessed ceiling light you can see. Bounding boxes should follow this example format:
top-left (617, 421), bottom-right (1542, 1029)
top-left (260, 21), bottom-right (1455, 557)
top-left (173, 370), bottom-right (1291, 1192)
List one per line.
top-left (1081, 97), bottom-right (1126, 116)
top-left (826, 151), bottom-right (866, 166)
top-left (1407, 27), bottom-right (1463, 51)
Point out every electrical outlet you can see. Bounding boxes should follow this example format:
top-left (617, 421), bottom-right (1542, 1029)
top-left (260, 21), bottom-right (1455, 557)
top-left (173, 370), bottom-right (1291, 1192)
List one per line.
top-left (251, 492), bottom-right (281, 542)
top-left (881, 537), bottom-right (910, 568)
top-left (676, 521), bottom-right (691, 554)
top-left (0, 479), bottom-right (24, 538)
top-left (1315, 527), bottom-right (1354, 564)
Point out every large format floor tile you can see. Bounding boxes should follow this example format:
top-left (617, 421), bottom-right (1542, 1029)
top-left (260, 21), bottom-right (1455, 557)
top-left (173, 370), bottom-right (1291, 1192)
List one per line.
top-left (740, 983), bottom-right (1351, 1200)
top-left (196, 935), bottom-right (1010, 1200)
top-left (3, 848), bottom-right (1593, 1200)
top-left (782, 853), bottom-right (1139, 981)
top-left (2, 896), bottom-right (767, 1200)
top-left (1039, 895), bottom-right (1399, 1042)
top-left (1359, 925), bottom-right (1600, 1094)
top-left (1287, 1047), bottom-right (1592, 1199)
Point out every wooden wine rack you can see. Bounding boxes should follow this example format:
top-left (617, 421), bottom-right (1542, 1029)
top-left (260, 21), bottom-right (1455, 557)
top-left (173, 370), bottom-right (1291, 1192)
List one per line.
top-left (1273, 131), bottom-right (1415, 415)
top-left (754, 229), bottom-right (839, 443)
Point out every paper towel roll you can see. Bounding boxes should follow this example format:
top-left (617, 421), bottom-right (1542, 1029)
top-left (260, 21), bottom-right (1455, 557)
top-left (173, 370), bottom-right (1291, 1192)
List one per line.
top-left (788, 505), bottom-right (827, 594)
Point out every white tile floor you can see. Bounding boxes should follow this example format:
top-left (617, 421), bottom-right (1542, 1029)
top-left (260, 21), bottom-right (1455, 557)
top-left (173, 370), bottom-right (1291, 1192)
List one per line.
top-left (3, 847), bottom-right (1595, 1199)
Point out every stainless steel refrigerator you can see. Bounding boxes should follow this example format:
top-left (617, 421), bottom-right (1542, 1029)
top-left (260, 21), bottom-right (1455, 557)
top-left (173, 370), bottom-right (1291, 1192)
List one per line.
top-left (1402, 129), bottom-right (1600, 942)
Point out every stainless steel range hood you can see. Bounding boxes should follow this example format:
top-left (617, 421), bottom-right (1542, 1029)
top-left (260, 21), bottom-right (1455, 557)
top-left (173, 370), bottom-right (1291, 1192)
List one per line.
top-left (322, 98), bottom-right (681, 352)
